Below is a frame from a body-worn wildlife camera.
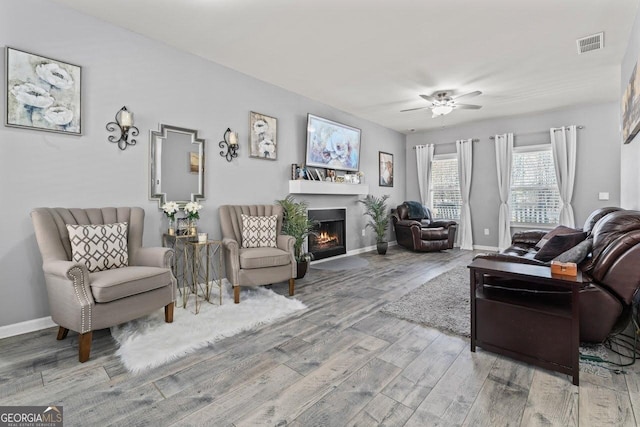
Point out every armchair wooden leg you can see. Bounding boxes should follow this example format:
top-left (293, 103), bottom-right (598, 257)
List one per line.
top-left (56, 327), bottom-right (69, 340)
top-left (289, 278), bottom-right (295, 296)
top-left (165, 302), bottom-right (174, 323)
top-left (234, 285), bottom-right (240, 304)
top-left (79, 331), bottom-right (92, 363)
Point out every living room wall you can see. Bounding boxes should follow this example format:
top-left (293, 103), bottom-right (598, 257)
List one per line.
top-left (0, 0), bottom-right (406, 329)
top-left (405, 102), bottom-right (621, 249)
top-left (621, 3), bottom-right (640, 209)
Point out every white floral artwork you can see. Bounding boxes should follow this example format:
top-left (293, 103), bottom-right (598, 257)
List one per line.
top-left (5, 47), bottom-right (81, 135)
top-left (249, 111), bottom-right (277, 160)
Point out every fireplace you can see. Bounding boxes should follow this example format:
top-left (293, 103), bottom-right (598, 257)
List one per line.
top-left (308, 208), bottom-right (346, 260)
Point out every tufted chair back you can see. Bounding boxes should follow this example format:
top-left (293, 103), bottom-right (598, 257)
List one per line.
top-left (219, 205), bottom-right (284, 247)
top-left (31, 207), bottom-right (144, 265)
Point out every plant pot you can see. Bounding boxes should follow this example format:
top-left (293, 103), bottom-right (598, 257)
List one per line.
top-left (376, 241), bottom-right (388, 255)
top-left (296, 260), bottom-right (309, 279)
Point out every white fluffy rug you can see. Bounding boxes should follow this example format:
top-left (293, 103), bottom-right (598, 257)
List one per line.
top-left (111, 280), bottom-right (307, 373)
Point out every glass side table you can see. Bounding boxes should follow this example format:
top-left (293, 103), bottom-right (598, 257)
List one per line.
top-left (163, 234), bottom-right (224, 313)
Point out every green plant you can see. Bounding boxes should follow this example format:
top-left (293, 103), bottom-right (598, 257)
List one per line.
top-left (359, 194), bottom-right (390, 243)
top-left (276, 195), bottom-right (318, 262)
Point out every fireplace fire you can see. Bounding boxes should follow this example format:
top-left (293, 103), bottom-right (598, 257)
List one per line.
top-left (308, 208), bottom-right (346, 260)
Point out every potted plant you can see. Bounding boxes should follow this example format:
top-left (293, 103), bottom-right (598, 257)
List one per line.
top-left (276, 195), bottom-right (318, 279)
top-left (359, 194), bottom-right (391, 255)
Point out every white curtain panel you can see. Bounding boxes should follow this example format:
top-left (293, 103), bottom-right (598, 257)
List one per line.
top-left (415, 144), bottom-right (435, 207)
top-left (550, 126), bottom-right (577, 227)
top-left (456, 139), bottom-right (474, 250)
top-left (495, 133), bottom-right (514, 251)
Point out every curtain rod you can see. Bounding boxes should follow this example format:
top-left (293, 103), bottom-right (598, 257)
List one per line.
top-left (488, 126), bottom-right (584, 140)
top-left (413, 138), bottom-right (479, 149)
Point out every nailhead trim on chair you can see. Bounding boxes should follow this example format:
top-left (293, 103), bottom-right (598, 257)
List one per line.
top-left (69, 266), bottom-right (92, 333)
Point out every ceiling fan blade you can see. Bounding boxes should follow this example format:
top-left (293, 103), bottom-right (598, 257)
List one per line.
top-left (400, 106), bottom-right (430, 112)
top-left (419, 94), bottom-right (438, 103)
top-left (452, 90), bottom-right (482, 100)
top-left (454, 104), bottom-right (482, 109)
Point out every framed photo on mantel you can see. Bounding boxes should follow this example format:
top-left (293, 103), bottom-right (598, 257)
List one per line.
top-left (5, 47), bottom-right (82, 135)
top-left (622, 59), bottom-right (640, 144)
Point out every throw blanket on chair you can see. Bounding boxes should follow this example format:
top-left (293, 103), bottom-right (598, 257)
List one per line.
top-left (405, 201), bottom-right (428, 220)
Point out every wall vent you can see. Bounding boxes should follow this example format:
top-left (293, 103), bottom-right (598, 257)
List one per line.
top-left (576, 32), bottom-right (604, 54)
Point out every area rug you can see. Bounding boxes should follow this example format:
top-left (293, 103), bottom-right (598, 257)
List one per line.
top-left (382, 265), bottom-right (470, 337)
top-left (311, 256), bottom-right (369, 271)
top-left (381, 265), bottom-right (612, 377)
top-left (111, 280), bottom-right (307, 373)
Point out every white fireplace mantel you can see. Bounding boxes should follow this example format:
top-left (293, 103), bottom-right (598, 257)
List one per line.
top-left (288, 180), bottom-right (369, 195)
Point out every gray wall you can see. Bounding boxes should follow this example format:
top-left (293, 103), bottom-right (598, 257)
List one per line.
top-left (621, 5), bottom-right (640, 209)
top-left (0, 0), bottom-right (405, 327)
top-left (405, 103), bottom-right (621, 248)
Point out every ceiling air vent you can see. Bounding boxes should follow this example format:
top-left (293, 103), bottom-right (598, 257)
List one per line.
top-left (576, 32), bottom-right (604, 54)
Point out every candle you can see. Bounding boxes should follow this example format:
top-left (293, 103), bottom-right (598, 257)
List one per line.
top-left (229, 131), bottom-right (238, 146)
top-left (119, 110), bottom-right (133, 127)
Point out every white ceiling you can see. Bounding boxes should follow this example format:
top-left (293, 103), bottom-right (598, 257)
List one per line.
top-left (53, 0), bottom-right (639, 134)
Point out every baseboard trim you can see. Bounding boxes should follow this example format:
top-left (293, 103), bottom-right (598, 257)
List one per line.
top-left (311, 241), bottom-right (397, 265)
top-left (473, 245), bottom-right (499, 252)
top-left (0, 316), bottom-right (56, 339)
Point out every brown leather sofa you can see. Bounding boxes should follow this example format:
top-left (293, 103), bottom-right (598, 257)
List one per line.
top-left (392, 202), bottom-right (457, 251)
top-left (474, 207), bottom-right (640, 342)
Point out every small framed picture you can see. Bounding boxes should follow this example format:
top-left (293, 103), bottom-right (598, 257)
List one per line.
top-left (176, 218), bottom-right (190, 235)
top-left (189, 152), bottom-right (199, 174)
top-left (326, 169), bottom-right (336, 182)
top-left (5, 47), bottom-right (82, 135)
top-left (249, 111), bottom-right (277, 160)
top-left (379, 151), bottom-right (394, 187)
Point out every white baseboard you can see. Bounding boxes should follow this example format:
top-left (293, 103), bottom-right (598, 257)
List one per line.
top-left (0, 316), bottom-right (56, 339)
top-left (473, 245), bottom-right (499, 252)
top-left (311, 241), bottom-right (398, 265)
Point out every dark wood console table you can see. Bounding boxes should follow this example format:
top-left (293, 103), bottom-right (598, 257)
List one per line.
top-left (468, 258), bottom-right (583, 386)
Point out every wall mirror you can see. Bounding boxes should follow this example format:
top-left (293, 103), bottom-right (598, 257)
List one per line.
top-left (150, 124), bottom-right (205, 208)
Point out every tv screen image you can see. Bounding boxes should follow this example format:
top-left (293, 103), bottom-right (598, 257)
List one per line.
top-left (305, 114), bottom-right (361, 172)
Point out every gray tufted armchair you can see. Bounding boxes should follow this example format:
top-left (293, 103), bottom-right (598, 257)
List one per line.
top-left (219, 205), bottom-right (296, 303)
top-left (31, 207), bottom-right (177, 362)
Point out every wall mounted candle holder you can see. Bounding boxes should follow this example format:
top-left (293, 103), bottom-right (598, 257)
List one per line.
top-left (106, 106), bottom-right (139, 150)
top-left (219, 128), bottom-right (239, 162)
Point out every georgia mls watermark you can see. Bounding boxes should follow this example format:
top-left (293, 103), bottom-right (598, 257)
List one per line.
top-left (0, 406), bottom-right (63, 427)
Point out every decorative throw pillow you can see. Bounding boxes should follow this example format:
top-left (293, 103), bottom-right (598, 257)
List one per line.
top-left (241, 214), bottom-right (277, 248)
top-left (533, 231), bottom-right (587, 262)
top-left (553, 238), bottom-right (593, 264)
top-left (66, 222), bottom-right (129, 272)
top-left (535, 225), bottom-right (581, 250)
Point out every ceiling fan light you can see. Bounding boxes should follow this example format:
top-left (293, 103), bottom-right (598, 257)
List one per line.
top-left (432, 105), bottom-right (453, 116)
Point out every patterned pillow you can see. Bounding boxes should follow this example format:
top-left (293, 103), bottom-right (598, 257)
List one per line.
top-left (66, 222), bottom-right (129, 272)
top-left (241, 214), bottom-right (277, 248)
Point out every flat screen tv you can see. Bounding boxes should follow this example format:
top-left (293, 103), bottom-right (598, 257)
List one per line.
top-left (305, 114), bottom-right (361, 172)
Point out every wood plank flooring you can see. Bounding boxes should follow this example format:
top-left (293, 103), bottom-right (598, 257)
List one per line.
top-left (1, 248), bottom-right (638, 426)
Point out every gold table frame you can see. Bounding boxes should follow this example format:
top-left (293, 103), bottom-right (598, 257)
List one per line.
top-left (163, 234), bottom-right (223, 313)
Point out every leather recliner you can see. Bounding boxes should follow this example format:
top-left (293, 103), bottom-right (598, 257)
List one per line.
top-left (391, 202), bottom-right (457, 252)
top-left (474, 207), bottom-right (640, 342)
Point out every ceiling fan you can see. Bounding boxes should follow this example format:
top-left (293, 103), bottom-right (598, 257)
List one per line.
top-left (401, 90), bottom-right (482, 118)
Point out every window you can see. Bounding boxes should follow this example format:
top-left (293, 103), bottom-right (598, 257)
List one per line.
top-left (510, 146), bottom-right (560, 225)
top-left (430, 155), bottom-right (461, 220)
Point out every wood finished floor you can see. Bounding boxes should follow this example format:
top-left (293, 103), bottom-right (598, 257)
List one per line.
top-left (1, 247), bottom-right (639, 426)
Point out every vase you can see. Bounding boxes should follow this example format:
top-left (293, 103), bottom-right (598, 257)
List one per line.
top-left (376, 241), bottom-right (388, 255)
top-left (188, 218), bottom-right (198, 236)
top-left (168, 217), bottom-right (175, 236)
top-left (296, 260), bottom-right (309, 279)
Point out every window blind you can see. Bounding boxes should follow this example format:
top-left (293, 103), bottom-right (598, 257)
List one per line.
top-left (511, 148), bottom-right (560, 225)
top-left (431, 158), bottom-right (461, 220)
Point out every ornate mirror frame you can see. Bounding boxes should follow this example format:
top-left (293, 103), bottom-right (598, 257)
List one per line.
top-left (149, 124), bottom-right (205, 209)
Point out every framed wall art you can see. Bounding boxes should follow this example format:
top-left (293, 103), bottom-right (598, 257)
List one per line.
top-left (249, 111), bottom-right (277, 160)
top-left (622, 61), bottom-right (640, 144)
top-left (379, 151), bottom-right (394, 187)
top-left (5, 47), bottom-right (82, 135)
top-left (189, 152), bottom-right (199, 174)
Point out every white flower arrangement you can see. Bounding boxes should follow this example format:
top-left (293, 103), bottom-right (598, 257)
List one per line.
top-left (162, 201), bottom-right (180, 220)
top-left (184, 202), bottom-right (203, 220)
